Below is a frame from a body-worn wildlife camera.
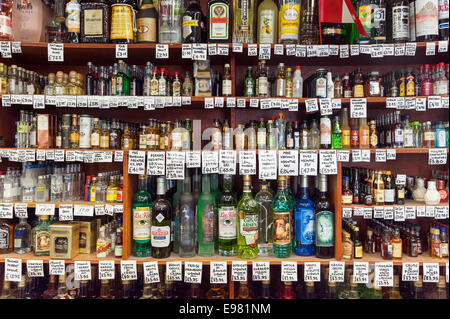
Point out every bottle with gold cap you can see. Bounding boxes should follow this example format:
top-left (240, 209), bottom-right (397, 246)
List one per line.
top-left (0, 63), bottom-right (8, 94)
top-left (97, 279), bottom-right (115, 299)
top-left (44, 73), bottom-right (55, 95)
top-left (347, 275), bottom-right (360, 299)
top-left (53, 274), bottom-right (74, 299)
top-left (53, 71), bottom-right (66, 95)
top-left (237, 175), bottom-right (259, 259)
top-left (66, 71), bottom-right (78, 95)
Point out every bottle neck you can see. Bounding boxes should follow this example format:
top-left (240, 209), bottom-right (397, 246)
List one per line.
top-left (202, 175), bottom-right (211, 193)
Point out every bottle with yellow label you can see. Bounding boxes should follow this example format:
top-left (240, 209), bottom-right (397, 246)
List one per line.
top-left (341, 108), bottom-right (351, 148)
top-left (257, 0), bottom-right (278, 43)
top-left (391, 228), bottom-right (402, 260)
top-left (374, 171), bottom-right (385, 205)
top-left (110, 0), bottom-right (135, 43)
top-left (278, 0), bottom-right (300, 44)
top-left (353, 68), bottom-right (365, 97)
top-left (357, 0), bottom-right (371, 44)
top-left (353, 227), bottom-right (363, 259)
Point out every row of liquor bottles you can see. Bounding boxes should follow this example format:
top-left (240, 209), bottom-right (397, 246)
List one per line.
top-left (0, 164), bottom-right (123, 204)
top-left (0, 214), bottom-right (123, 259)
top-left (342, 219), bottom-right (449, 260)
top-left (11, 110), bottom-right (450, 152)
top-left (341, 166), bottom-right (449, 206)
top-left (3, 61), bottom-right (449, 98)
top-left (0, 267), bottom-right (448, 299)
top-left (4, 0), bottom-right (449, 44)
top-left (131, 172), bottom-right (335, 259)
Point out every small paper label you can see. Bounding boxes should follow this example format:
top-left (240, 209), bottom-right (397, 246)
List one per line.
top-left (210, 262), bottom-right (227, 284)
top-left (281, 261), bottom-right (298, 282)
top-left (232, 261), bottom-right (247, 282)
top-left (48, 43), bottom-right (64, 62)
top-left (353, 262), bottom-right (369, 284)
top-left (156, 44), bottom-right (169, 59)
top-left (258, 150), bottom-right (277, 180)
top-left (239, 150), bottom-right (256, 175)
top-left (143, 261), bottom-right (160, 284)
top-left (4, 258), bottom-right (22, 282)
top-left (423, 263), bottom-right (439, 283)
top-left (219, 150), bottom-right (237, 175)
top-left (278, 150), bottom-right (298, 176)
top-left (252, 262), bottom-right (270, 281)
top-left (428, 148), bottom-right (447, 165)
top-left (375, 262), bottom-right (394, 287)
top-left (202, 151), bottom-right (219, 174)
top-left (329, 261), bottom-right (345, 283)
top-left (319, 150), bottom-right (337, 175)
top-left (186, 151), bottom-right (201, 168)
top-left (49, 260), bottom-right (65, 276)
top-left (128, 150), bottom-right (146, 175)
top-left (166, 152), bottom-right (185, 180)
top-left (120, 260), bottom-right (138, 281)
top-left (74, 261), bottom-right (92, 281)
top-left (299, 150), bottom-right (318, 176)
top-left (304, 262), bottom-right (321, 282)
top-left (402, 263), bottom-right (419, 282)
top-left (26, 260), bottom-right (44, 277)
top-left (166, 262), bottom-right (183, 281)
top-left (98, 260), bottom-right (115, 280)
top-left (147, 151), bottom-right (165, 176)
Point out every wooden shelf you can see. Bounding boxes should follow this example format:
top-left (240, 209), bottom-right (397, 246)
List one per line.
top-left (342, 199), bottom-right (449, 209)
top-left (0, 252), bottom-right (122, 264)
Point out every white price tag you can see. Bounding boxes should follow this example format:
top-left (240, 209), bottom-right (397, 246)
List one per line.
top-left (58, 204), bottom-right (73, 221)
top-left (1, 94), bottom-right (11, 107)
top-left (14, 203), bottom-right (28, 218)
top-left (375, 149), bottom-right (386, 162)
top-left (319, 150), bottom-right (337, 175)
top-left (33, 94), bottom-right (45, 109)
top-left (359, 44), bottom-right (371, 54)
top-left (204, 97), bottom-right (214, 109)
top-left (115, 44), bottom-right (127, 58)
top-left (219, 150), bottom-right (237, 175)
top-left (428, 148), bottom-right (447, 165)
top-left (339, 45), bottom-right (349, 58)
top-left (405, 42), bottom-right (417, 56)
top-left (371, 44), bottom-right (383, 57)
top-left (329, 261), bottom-right (345, 283)
top-left (232, 43), bottom-right (243, 52)
top-left (416, 206), bottom-right (426, 217)
top-left (35, 203), bottom-right (55, 216)
top-left (383, 44), bottom-right (394, 56)
top-left (226, 97), bottom-right (236, 107)
top-left (184, 262), bottom-right (203, 284)
top-left (305, 99), bottom-right (318, 113)
top-left (247, 44), bottom-right (257, 56)
top-left (384, 206), bottom-right (394, 219)
top-left (329, 45), bottom-right (339, 55)
top-left (288, 99), bottom-right (298, 111)
top-left (217, 44), bottom-right (229, 56)
top-left (182, 43), bottom-right (192, 59)
top-left (363, 207), bottom-right (373, 219)
top-left (95, 204), bottom-right (105, 216)
top-left (386, 149), bottom-right (396, 160)
top-left (342, 207), bottom-right (352, 218)
top-left (232, 261), bottom-right (248, 282)
top-left (74, 204), bottom-right (94, 217)
top-left (423, 263), bottom-right (439, 283)
top-left (202, 151), bottom-right (219, 174)
top-left (350, 45), bottom-right (359, 56)
top-left (374, 206), bottom-right (384, 218)
top-left (143, 261), bottom-right (160, 284)
top-left (166, 262), bottom-right (182, 281)
top-left (74, 261), bottom-right (92, 281)
top-left (353, 207), bottom-right (364, 216)
top-left (394, 43), bottom-right (405, 56)
top-left (4, 258), bottom-right (22, 282)
top-left (259, 43), bottom-right (271, 60)
top-left (252, 262), bottom-right (270, 281)
top-left (304, 262), bottom-right (321, 282)
top-left (438, 40), bottom-right (448, 52)
top-left (394, 206), bottom-right (405, 221)
top-left (386, 97), bottom-right (397, 109)
top-left (54, 149), bottom-right (65, 162)
top-left (331, 99), bottom-right (341, 109)
top-left (402, 263), bottom-right (419, 282)
top-left (426, 206), bottom-right (436, 217)
top-left (214, 97), bottom-right (224, 108)
top-left (319, 98), bottom-right (332, 115)
top-left (210, 262), bottom-right (227, 284)
top-left (281, 261), bottom-right (298, 282)
top-left (426, 42), bottom-right (436, 55)
top-left (65, 150), bottom-right (75, 162)
top-left (396, 174), bottom-right (406, 186)
top-left (317, 45), bottom-right (329, 57)
top-left (416, 97), bottom-right (426, 111)
top-left (442, 96), bottom-right (449, 109)
top-left (278, 150), bottom-right (298, 176)
top-left (26, 260), bottom-right (44, 277)
top-left (11, 41), bottom-right (21, 53)
top-left (156, 44), bottom-right (169, 59)
top-left (49, 260), bottom-right (65, 276)
top-left (428, 96), bottom-right (442, 109)
top-left (285, 44), bottom-right (295, 56)
top-left (274, 44), bottom-right (284, 55)
top-left (208, 43), bottom-right (217, 56)
top-left (295, 45), bottom-right (306, 57)
top-left (237, 98), bottom-right (246, 108)
top-left (114, 151), bottom-right (124, 162)
top-left (353, 262), bottom-right (369, 284)
top-left (258, 150), bottom-right (278, 180)
top-left (166, 151), bottom-right (185, 180)
top-left (47, 43), bottom-right (64, 62)
top-left (307, 45), bottom-right (318, 57)
top-left (239, 150), bottom-right (256, 175)
top-left (435, 206), bottom-right (449, 219)
top-left (0, 41), bottom-right (12, 58)
top-left (147, 151), bottom-right (165, 176)
top-left (128, 150), bottom-right (146, 175)
top-left (299, 150), bottom-right (318, 176)
top-left (186, 151), bottom-right (201, 168)
top-left (98, 260), bottom-right (115, 280)
top-left (120, 260), bottom-right (137, 281)
top-left (350, 98), bottom-right (367, 118)
top-left (405, 206), bottom-right (416, 219)
top-left (361, 149), bottom-right (370, 162)
top-left (375, 262), bottom-right (394, 287)
top-left (337, 150), bottom-right (350, 162)
top-left (250, 99), bottom-right (259, 108)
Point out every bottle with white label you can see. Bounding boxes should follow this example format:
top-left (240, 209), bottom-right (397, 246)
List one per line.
top-left (320, 115), bottom-right (332, 149)
top-left (218, 174), bottom-right (237, 256)
top-left (292, 66), bottom-right (303, 97)
top-left (415, 0), bottom-right (439, 42)
top-left (151, 176), bottom-right (172, 259)
top-left (222, 63), bottom-right (232, 96)
top-left (257, 0), bottom-right (278, 43)
top-left (392, 0), bottom-right (410, 42)
top-left (326, 71), bottom-right (334, 98)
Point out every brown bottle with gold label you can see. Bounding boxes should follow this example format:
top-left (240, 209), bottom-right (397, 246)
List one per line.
top-left (137, 0), bottom-right (158, 43)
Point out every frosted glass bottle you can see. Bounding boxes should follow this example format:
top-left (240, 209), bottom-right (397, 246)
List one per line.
top-left (21, 165), bottom-right (36, 202)
top-left (424, 180), bottom-right (441, 205)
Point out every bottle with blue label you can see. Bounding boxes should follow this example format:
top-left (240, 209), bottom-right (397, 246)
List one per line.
top-left (295, 175), bottom-right (315, 256)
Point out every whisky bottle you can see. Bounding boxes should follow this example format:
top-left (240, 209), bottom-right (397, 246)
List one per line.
top-left (237, 175), bottom-right (259, 259)
top-left (33, 215), bottom-right (51, 256)
top-left (314, 175), bottom-right (334, 259)
top-left (218, 174), bottom-right (238, 256)
top-left (137, 0), bottom-right (158, 43)
top-left (53, 274), bottom-right (74, 299)
top-left (132, 175), bottom-right (152, 257)
top-left (81, 0), bottom-right (110, 43)
top-left (198, 174), bottom-right (216, 256)
top-left (207, 0), bottom-right (230, 42)
top-left (179, 172), bottom-right (196, 258)
top-left (0, 218), bottom-right (13, 253)
top-left (110, 0), bottom-right (135, 43)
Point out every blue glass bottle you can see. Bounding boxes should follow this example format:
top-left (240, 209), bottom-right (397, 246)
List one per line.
top-left (435, 121), bottom-right (447, 148)
top-left (294, 175), bottom-right (315, 256)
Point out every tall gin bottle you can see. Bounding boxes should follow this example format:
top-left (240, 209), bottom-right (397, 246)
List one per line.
top-left (179, 172), bottom-right (196, 257)
top-left (233, 0), bottom-right (257, 43)
top-left (255, 179), bottom-right (273, 256)
top-left (294, 175), bottom-right (315, 256)
top-left (132, 175), bottom-right (152, 257)
top-left (151, 177), bottom-right (172, 259)
top-left (272, 176), bottom-right (292, 258)
top-left (198, 174), bottom-right (216, 256)
top-left (237, 175), bottom-right (259, 259)
top-left (218, 175), bottom-right (237, 256)
top-left (315, 174), bottom-right (334, 258)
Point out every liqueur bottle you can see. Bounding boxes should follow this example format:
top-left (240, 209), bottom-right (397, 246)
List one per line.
top-left (45, 0), bottom-right (67, 42)
top-left (256, 179), bottom-right (273, 256)
top-left (198, 174), bottom-right (216, 256)
top-left (53, 274), bottom-right (74, 299)
top-left (42, 275), bottom-right (58, 299)
top-left (110, 0), bottom-right (136, 43)
top-left (294, 175), bottom-right (315, 256)
top-left (182, 0), bottom-right (205, 42)
top-left (81, 0), bottom-right (110, 43)
top-left (206, 284), bottom-right (228, 299)
top-left (137, 0), bottom-right (158, 43)
top-left (207, 0), bottom-right (231, 42)
top-left (278, 0), bottom-right (300, 44)
top-left (66, 0), bottom-right (81, 43)
top-left (0, 0), bottom-right (13, 41)
top-left (172, 180), bottom-right (184, 254)
top-left (315, 175), bottom-right (334, 259)
top-left (97, 279), bottom-right (115, 299)
top-left (415, 0), bottom-right (439, 42)
top-left (371, 0), bottom-right (387, 43)
top-left (233, 0), bottom-right (256, 43)
top-left (236, 281), bottom-right (251, 299)
top-left (0, 219), bottom-right (13, 253)
top-left (178, 172), bottom-right (196, 258)
top-left (33, 215), bottom-right (51, 256)
top-left (159, 0), bottom-right (182, 43)
top-left (358, 0), bottom-right (372, 44)
top-left (237, 175), bottom-right (259, 259)
top-left (132, 175), bottom-right (152, 257)
top-left (151, 177), bottom-right (172, 259)
top-left (392, 0), bottom-right (410, 42)
top-left (257, 0), bottom-right (278, 43)
top-left (218, 175), bottom-right (238, 256)
top-left (272, 176), bottom-right (292, 258)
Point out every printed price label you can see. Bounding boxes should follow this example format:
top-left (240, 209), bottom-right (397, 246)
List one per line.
top-left (48, 43), bottom-right (64, 62)
top-left (426, 42), bottom-right (435, 55)
top-left (305, 99), bottom-right (319, 112)
top-left (232, 261), bottom-right (247, 282)
top-left (186, 151), bottom-right (201, 168)
top-left (128, 150), bottom-right (146, 175)
top-left (74, 261), bottom-right (92, 281)
top-left (438, 40), bottom-right (448, 52)
top-left (120, 260), bottom-right (137, 281)
top-left (166, 262), bottom-right (182, 281)
top-left (281, 261), bottom-right (298, 282)
top-left (210, 262), bottom-right (227, 284)
top-left (49, 260), bottom-right (65, 276)
top-left (304, 262), bottom-right (321, 282)
top-left (319, 150), bottom-right (337, 175)
top-left (115, 44), bottom-right (128, 58)
top-left (58, 204), bottom-right (73, 221)
top-left (375, 149), bottom-right (386, 162)
top-left (143, 261), bottom-right (160, 284)
top-left (35, 203), bottom-right (55, 216)
top-left (239, 150), bottom-right (256, 175)
top-left (219, 150), bottom-right (237, 175)
top-left (74, 204), bottom-right (94, 217)
top-left (278, 150), bottom-right (298, 176)
top-left (26, 260), bottom-right (44, 277)
top-left (423, 263), bottom-right (439, 283)
top-left (98, 260), bottom-right (115, 280)
top-left (248, 44), bottom-right (257, 56)
top-left (350, 98), bottom-right (367, 118)
top-left (353, 262), bottom-right (369, 284)
top-left (342, 207), bottom-right (352, 218)
top-left (337, 150), bottom-right (350, 162)
top-left (156, 44), bottom-right (169, 59)
top-left (375, 262), bottom-right (393, 287)
top-left (4, 258), bottom-right (22, 282)
top-left (329, 261), bottom-right (345, 282)
top-left (147, 152), bottom-right (165, 176)
top-left (202, 151), bottom-right (219, 174)
top-left (428, 148), bottom-right (447, 165)
top-left (166, 151), bottom-right (185, 180)
top-left (299, 150), bottom-right (318, 176)
top-left (402, 263), bottom-right (419, 282)
top-left (258, 150), bottom-right (277, 180)
top-left (252, 262), bottom-right (270, 281)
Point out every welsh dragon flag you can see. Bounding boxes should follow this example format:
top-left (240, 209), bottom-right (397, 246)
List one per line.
top-left (319, 0), bottom-right (369, 39)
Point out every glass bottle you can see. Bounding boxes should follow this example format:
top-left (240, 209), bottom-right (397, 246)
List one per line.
top-left (309, 119), bottom-right (320, 149)
top-left (42, 275), bottom-right (58, 299)
top-left (233, 0), bottom-right (256, 43)
top-left (315, 175), bottom-right (334, 258)
top-left (0, 218), bottom-right (13, 253)
top-left (257, 0), bottom-right (278, 43)
top-left (280, 281), bottom-right (296, 299)
top-left (236, 281), bottom-right (251, 299)
top-left (33, 215), bottom-right (50, 256)
top-left (14, 218), bottom-right (31, 254)
top-left (159, 0), bottom-right (182, 43)
top-left (69, 114), bottom-right (80, 149)
top-left (415, 0), bottom-right (439, 42)
top-left (218, 175), bottom-right (237, 256)
top-left (342, 177), bottom-right (353, 205)
top-left (342, 232), bottom-right (354, 259)
top-left (151, 177), bottom-right (172, 259)
top-left (53, 274), bottom-right (74, 299)
top-left (206, 283), bottom-right (228, 299)
top-left (207, 0), bottom-right (231, 42)
top-left (353, 68), bottom-right (365, 97)
top-left (97, 279), bottom-right (114, 299)
top-left (178, 173), bottom-right (195, 258)
top-left (255, 180), bottom-right (273, 257)
top-left (137, 0), bottom-right (158, 43)
top-left (80, 0), bottom-right (110, 43)
top-left (359, 118), bottom-right (370, 149)
top-left (222, 63), bottom-right (232, 96)
top-left (371, 0), bottom-right (387, 43)
top-left (331, 116), bottom-right (343, 149)
top-left (392, 0), bottom-right (410, 42)
top-left (110, 0), bottom-right (135, 43)
top-left (182, 0), bottom-right (205, 43)
top-left (66, 0), bottom-right (81, 43)
top-left (358, 0), bottom-right (372, 44)
top-left (237, 175), bottom-right (259, 259)
top-left (271, 176), bottom-right (292, 258)
top-left (424, 180), bottom-right (441, 205)
top-left (244, 67), bottom-right (255, 97)
top-left (132, 175), bottom-right (152, 257)
top-left (294, 175), bottom-right (315, 256)
top-left (198, 174), bottom-right (216, 256)
top-left (45, 0), bottom-right (67, 42)
top-left (320, 115), bottom-right (332, 149)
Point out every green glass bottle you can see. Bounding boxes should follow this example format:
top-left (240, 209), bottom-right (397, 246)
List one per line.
top-left (244, 67), bottom-right (255, 97)
top-left (218, 174), bottom-right (238, 256)
top-left (285, 177), bottom-right (295, 252)
top-left (315, 174), bottom-right (334, 259)
top-left (237, 175), bottom-right (259, 259)
top-left (271, 176), bottom-right (292, 258)
top-left (33, 215), bottom-right (51, 256)
top-left (198, 174), bottom-right (216, 257)
top-left (331, 116), bottom-right (343, 149)
top-left (172, 180), bottom-right (184, 254)
top-left (114, 61), bottom-right (129, 96)
top-left (132, 175), bottom-right (152, 257)
top-left (210, 174), bottom-right (221, 202)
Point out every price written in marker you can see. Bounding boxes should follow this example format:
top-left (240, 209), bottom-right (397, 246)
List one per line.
top-left (299, 150), bottom-right (318, 176)
top-left (120, 260), bottom-right (138, 281)
top-left (402, 263), bottom-right (419, 282)
top-left (252, 262), bottom-right (270, 281)
top-left (304, 262), bottom-right (321, 282)
top-left (26, 260), bottom-right (44, 277)
top-left (98, 260), bottom-right (115, 280)
top-left (143, 261), bottom-right (160, 284)
top-left (258, 150), bottom-right (277, 180)
top-left (278, 150), bottom-right (298, 176)
top-left (48, 43), bottom-right (64, 62)
top-left (423, 263), bottom-right (439, 283)
top-left (49, 260), bottom-right (65, 275)
top-left (281, 261), bottom-right (298, 282)
top-left (232, 261), bottom-right (248, 282)
top-left (74, 261), bottom-right (92, 281)
top-left (353, 262), bottom-right (369, 284)
top-left (166, 262), bottom-right (183, 282)
top-left (5, 258), bottom-right (22, 282)
top-left (239, 151), bottom-right (256, 175)
top-left (210, 262), bottom-right (227, 284)
top-left (329, 261), bottom-right (345, 283)
top-left (319, 150), bottom-right (337, 175)
top-left (375, 262), bottom-right (394, 287)
top-left (219, 150), bottom-right (237, 175)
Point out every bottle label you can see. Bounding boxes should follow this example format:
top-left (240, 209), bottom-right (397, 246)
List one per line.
top-left (404, 130), bottom-right (414, 147)
top-left (397, 188), bottom-right (405, 199)
top-left (0, 228), bottom-right (9, 249)
top-left (96, 241), bottom-right (108, 257)
top-left (182, 16), bottom-right (198, 39)
top-left (218, 206), bottom-right (237, 239)
top-left (171, 132), bottom-right (183, 148)
top-left (436, 130), bottom-right (446, 147)
top-left (342, 195), bottom-right (353, 204)
top-left (343, 242), bottom-right (352, 258)
top-left (35, 231), bottom-right (50, 253)
top-left (0, 13), bottom-right (12, 38)
top-left (355, 245), bottom-right (363, 258)
top-left (424, 131), bottom-right (435, 141)
top-left (415, 0), bottom-right (439, 37)
top-left (66, 1), bottom-right (81, 33)
top-left (151, 226), bottom-right (170, 247)
top-left (209, 3), bottom-right (229, 40)
top-left (106, 189), bottom-right (115, 202)
top-left (202, 204), bottom-right (215, 243)
top-left (139, 134), bottom-right (147, 149)
top-left (83, 9), bottom-right (103, 36)
top-left (359, 5), bottom-right (372, 36)
top-left (315, 211), bottom-right (334, 247)
top-left (375, 189), bottom-right (384, 203)
top-left (410, 2), bottom-right (417, 41)
top-left (316, 78), bottom-right (327, 98)
top-left (137, 16), bottom-right (157, 42)
top-left (394, 129), bottom-right (403, 143)
top-left (258, 77), bottom-right (268, 95)
top-left (392, 242), bottom-right (402, 258)
top-left (133, 207), bottom-right (151, 240)
top-left (374, 7), bottom-right (386, 21)
top-left (320, 118), bottom-right (331, 145)
top-left (360, 129), bottom-right (370, 146)
top-left (384, 189), bottom-right (395, 202)
top-left (259, 9), bottom-right (276, 43)
top-left (273, 211), bottom-right (291, 245)
top-left (342, 129), bottom-right (351, 146)
top-left (239, 212), bottom-right (258, 246)
top-left (297, 208), bottom-right (314, 245)
top-left (370, 132), bottom-right (378, 147)
top-left (279, 4), bottom-right (300, 40)
top-left (99, 135), bottom-right (109, 148)
top-left (353, 84), bottom-right (364, 98)
top-left (158, 79), bottom-right (166, 96)
top-left (110, 4), bottom-right (134, 41)
top-left (392, 6), bottom-right (410, 39)
top-left (441, 243), bottom-right (449, 257)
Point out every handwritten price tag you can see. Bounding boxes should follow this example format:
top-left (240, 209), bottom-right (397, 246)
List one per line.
top-left (120, 260), bottom-right (137, 280)
top-left (166, 262), bottom-right (182, 281)
top-left (115, 44), bottom-right (128, 58)
top-left (402, 263), bottom-right (419, 282)
top-left (375, 262), bottom-right (393, 287)
top-left (258, 150), bottom-right (277, 180)
top-left (210, 262), bottom-right (227, 284)
top-left (35, 203), bottom-right (55, 216)
top-left (98, 260), bottom-right (115, 280)
top-left (74, 261), bottom-right (92, 281)
top-left (48, 43), bottom-right (64, 62)
top-left (423, 263), bottom-right (439, 283)
top-left (278, 150), bottom-right (298, 176)
top-left (143, 261), bottom-right (160, 284)
top-left (49, 260), bottom-right (65, 276)
top-left (304, 262), bottom-right (321, 282)
top-left (4, 258), bottom-right (22, 282)
top-left (329, 261), bottom-right (345, 282)
top-left (252, 262), bottom-right (270, 281)
top-left (232, 261), bottom-right (247, 282)
top-left (239, 151), bottom-right (256, 175)
top-left (281, 261), bottom-right (298, 282)
top-left (299, 150), bottom-right (318, 176)
top-left (26, 260), bottom-right (44, 277)
top-left (353, 262), bottom-right (369, 284)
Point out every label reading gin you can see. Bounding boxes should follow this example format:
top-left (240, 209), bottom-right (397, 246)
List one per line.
top-left (209, 2), bottom-right (229, 40)
top-left (151, 226), bottom-right (170, 247)
top-left (84, 9), bottom-right (103, 35)
top-left (239, 212), bottom-right (258, 246)
top-left (133, 207), bottom-right (151, 240)
top-left (298, 208), bottom-right (314, 245)
top-left (315, 211), bottom-right (334, 247)
top-left (202, 204), bottom-right (215, 243)
top-left (279, 4), bottom-right (300, 41)
top-left (259, 9), bottom-right (276, 43)
top-left (219, 206), bottom-right (237, 239)
top-left (273, 211), bottom-right (291, 245)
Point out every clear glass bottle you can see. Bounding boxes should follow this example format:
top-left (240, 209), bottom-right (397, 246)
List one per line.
top-left (159, 0), bottom-right (182, 43)
top-left (14, 218), bottom-right (31, 254)
top-left (233, 0), bottom-right (256, 43)
top-left (256, 179), bottom-right (273, 257)
top-left (198, 174), bottom-right (216, 257)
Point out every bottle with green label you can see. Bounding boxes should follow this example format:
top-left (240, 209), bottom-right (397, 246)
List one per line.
top-left (151, 177), bottom-right (172, 259)
top-left (237, 175), bottom-right (259, 259)
top-left (272, 175), bottom-right (292, 258)
top-left (132, 175), bottom-right (152, 257)
top-left (331, 115), bottom-right (343, 149)
top-left (315, 174), bottom-right (334, 259)
top-left (218, 174), bottom-right (238, 256)
top-left (198, 174), bottom-right (216, 256)
top-left (358, 0), bottom-right (372, 44)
